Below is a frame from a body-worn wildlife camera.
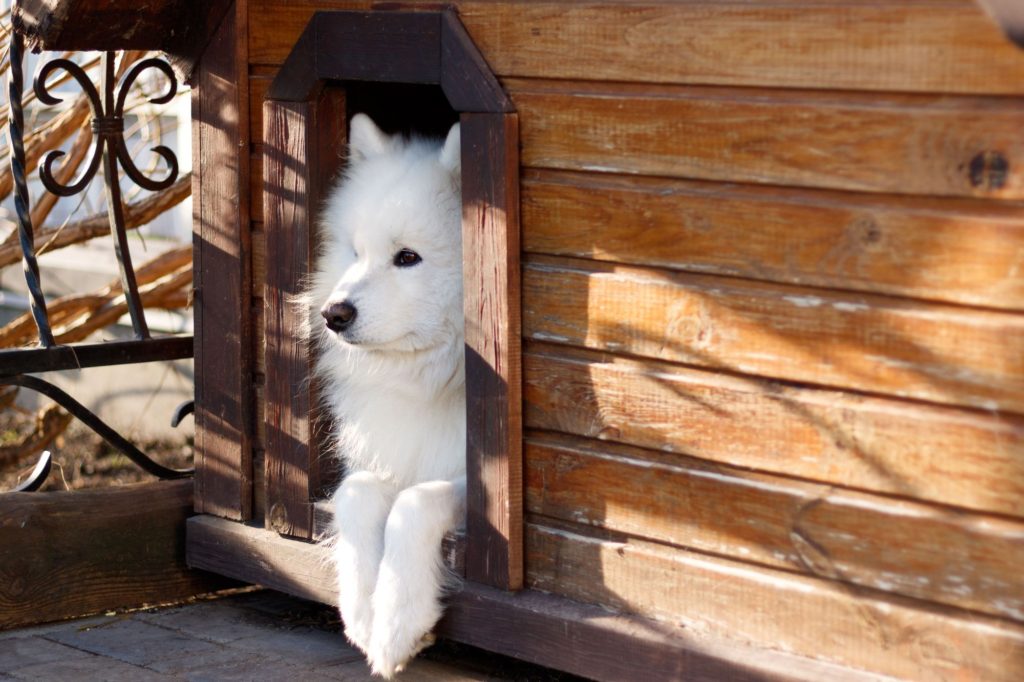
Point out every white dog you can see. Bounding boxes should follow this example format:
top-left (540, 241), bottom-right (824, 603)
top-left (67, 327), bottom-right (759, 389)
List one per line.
top-left (306, 114), bottom-right (465, 678)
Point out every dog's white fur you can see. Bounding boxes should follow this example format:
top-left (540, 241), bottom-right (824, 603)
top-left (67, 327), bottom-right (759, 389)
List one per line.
top-left (305, 114), bottom-right (465, 678)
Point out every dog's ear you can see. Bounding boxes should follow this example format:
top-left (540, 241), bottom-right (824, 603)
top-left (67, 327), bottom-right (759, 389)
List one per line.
top-left (349, 114), bottom-right (391, 163)
top-left (439, 123), bottom-right (461, 174)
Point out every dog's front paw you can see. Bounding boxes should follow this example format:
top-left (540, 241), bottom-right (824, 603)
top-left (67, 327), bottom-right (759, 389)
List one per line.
top-left (367, 630), bottom-right (435, 679)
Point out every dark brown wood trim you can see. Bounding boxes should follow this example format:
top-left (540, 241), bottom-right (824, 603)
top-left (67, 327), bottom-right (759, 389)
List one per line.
top-left (0, 482), bottom-right (236, 630)
top-left (266, 9), bottom-right (510, 113)
top-left (439, 9), bottom-right (513, 113)
top-left (12, 0), bottom-right (233, 83)
top-left (186, 515), bottom-right (876, 682)
top-left (263, 88), bottom-right (347, 539)
top-left (461, 112), bottom-right (523, 590)
top-left (192, 3), bottom-right (253, 521)
top-left (268, 11), bottom-right (442, 102)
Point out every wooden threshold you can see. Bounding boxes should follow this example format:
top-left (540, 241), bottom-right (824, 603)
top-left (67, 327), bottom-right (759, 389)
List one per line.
top-left (186, 514), bottom-right (881, 682)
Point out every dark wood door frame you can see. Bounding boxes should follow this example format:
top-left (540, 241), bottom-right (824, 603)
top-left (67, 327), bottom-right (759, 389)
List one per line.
top-left (262, 9), bottom-right (522, 591)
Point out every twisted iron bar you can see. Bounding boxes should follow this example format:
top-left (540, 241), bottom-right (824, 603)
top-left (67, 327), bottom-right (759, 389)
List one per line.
top-left (7, 33), bottom-right (55, 348)
top-left (34, 51), bottom-right (180, 340)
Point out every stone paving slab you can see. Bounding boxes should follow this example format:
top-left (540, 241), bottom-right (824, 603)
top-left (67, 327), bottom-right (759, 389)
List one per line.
top-left (0, 590), bottom-right (583, 682)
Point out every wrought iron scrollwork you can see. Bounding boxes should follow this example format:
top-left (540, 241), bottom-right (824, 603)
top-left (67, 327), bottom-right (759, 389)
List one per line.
top-left (33, 51), bottom-right (180, 340)
top-left (3, 36), bottom-right (194, 492)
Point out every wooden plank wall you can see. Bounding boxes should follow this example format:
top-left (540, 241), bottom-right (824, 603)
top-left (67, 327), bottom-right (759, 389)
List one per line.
top-left (246, 1), bottom-right (1024, 679)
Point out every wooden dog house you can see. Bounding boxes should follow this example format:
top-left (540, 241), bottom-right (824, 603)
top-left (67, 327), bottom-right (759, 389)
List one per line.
top-left (12, 1), bottom-right (1024, 680)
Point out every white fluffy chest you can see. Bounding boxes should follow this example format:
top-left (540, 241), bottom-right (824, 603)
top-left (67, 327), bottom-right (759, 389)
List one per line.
top-left (332, 380), bottom-right (465, 489)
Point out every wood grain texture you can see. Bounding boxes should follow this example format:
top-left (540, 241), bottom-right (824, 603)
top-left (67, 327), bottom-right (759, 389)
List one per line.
top-left (247, 1), bottom-right (1024, 95)
top-left (263, 89), bottom-right (347, 539)
top-left (526, 432), bottom-right (1024, 621)
top-left (523, 255), bottom-right (1024, 413)
top-left (192, 4), bottom-right (254, 520)
top-left (526, 522), bottom-right (1024, 682)
top-left (524, 344), bottom-right (1024, 517)
top-left (186, 515), bottom-right (879, 682)
top-left (439, 9), bottom-right (512, 113)
top-left (522, 170), bottom-right (1024, 311)
top-left (462, 113), bottom-right (523, 590)
top-left (0, 482), bottom-right (235, 629)
top-left (510, 79), bottom-right (1024, 199)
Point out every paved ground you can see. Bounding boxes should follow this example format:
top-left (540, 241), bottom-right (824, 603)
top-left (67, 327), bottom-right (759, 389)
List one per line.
top-left (0, 590), bottom-right (579, 681)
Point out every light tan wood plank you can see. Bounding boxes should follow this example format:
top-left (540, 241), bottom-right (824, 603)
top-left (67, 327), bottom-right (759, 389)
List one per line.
top-left (523, 255), bottom-right (1024, 412)
top-left (522, 170), bottom-right (1024, 311)
top-left (523, 345), bottom-right (1024, 517)
top-left (248, 1), bottom-right (1024, 95)
top-left (527, 522), bottom-right (1024, 682)
top-left (511, 80), bottom-right (1024, 198)
top-left (526, 432), bottom-right (1024, 620)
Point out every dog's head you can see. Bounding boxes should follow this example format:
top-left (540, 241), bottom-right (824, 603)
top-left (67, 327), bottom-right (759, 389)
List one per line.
top-left (313, 114), bottom-right (462, 353)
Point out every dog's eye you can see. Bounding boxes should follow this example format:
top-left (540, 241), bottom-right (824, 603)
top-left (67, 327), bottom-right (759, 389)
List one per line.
top-left (393, 249), bottom-right (422, 267)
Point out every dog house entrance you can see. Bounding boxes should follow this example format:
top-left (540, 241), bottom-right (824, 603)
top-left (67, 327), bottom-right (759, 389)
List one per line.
top-left (260, 10), bottom-right (522, 591)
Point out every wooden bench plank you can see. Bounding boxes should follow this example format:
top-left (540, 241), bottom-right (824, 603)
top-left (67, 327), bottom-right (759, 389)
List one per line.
top-left (523, 255), bottom-right (1024, 412)
top-left (523, 344), bottom-right (1024, 517)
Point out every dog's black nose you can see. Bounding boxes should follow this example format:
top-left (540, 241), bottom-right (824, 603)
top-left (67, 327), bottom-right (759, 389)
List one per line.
top-left (321, 301), bottom-right (357, 332)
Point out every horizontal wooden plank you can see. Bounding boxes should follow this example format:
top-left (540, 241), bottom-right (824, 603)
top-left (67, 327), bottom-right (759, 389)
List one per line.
top-left (522, 170), bottom-right (1024, 311)
top-left (523, 344), bottom-right (1024, 517)
top-left (248, 1), bottom-right (1024, 95)
top-left (510, 79), bottom-right (1024, 199)
top-left (526, 432), bottom-right (1024, 621)
top-left (0, 481), bottom-right (235, 629)
top-left (527, 522), bottom-right (1024, 682)
top-left (187, 515), bottom-right (880, 682)
top-left (523, 255), bottom-right (1024, 412)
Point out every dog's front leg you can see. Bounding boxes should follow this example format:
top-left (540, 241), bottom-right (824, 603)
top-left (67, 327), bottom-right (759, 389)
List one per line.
top-left (331, 470), bottom-right (397, 654)
top-left (367, 476), bottom-right (466, 678)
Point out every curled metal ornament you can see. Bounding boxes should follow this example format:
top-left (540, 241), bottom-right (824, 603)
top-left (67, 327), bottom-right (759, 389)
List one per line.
top-left (33, 53), bottom-right (179, 196)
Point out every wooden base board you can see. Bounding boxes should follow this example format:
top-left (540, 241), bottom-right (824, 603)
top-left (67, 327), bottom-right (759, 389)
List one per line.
top-left (186, 514), bottom-right (880, 682)
top-left (0, 481), bottom-right (236, 630)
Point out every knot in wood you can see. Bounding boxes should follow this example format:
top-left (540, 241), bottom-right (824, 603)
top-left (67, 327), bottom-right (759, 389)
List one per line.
top-left (968, 150), bottom-right (1009, 191)
top-left (269, 501), bottom-right (290, 534)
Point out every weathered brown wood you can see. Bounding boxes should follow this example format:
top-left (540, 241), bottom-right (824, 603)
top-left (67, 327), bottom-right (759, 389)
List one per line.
top-left (526, 432), bottom-right (1024, 621)
top-left (263, 88), bottom-right (347, 539)
top-left (186, 515), bottom-right (876, 682)
top-left (524, 344), bottom-right (1024, 517)
top-left (267, 11), bottom-right (442, 102)
top-left (439, 9), bottom-right (512, 113)
top-left (522, 170), bottom-right (1024, 311)
top-left (523, 255), bottom-right (1024, 413)
top-left (248, 1), bottom-right (1024, 95)
top-left (13, 0), bottom-right (233, 83)
top-left (527, 522), bottom-right (1024, 682)
top-left (510, 79), bottom-right (1024, 199)
top-left (192, 3), bottom-right (254, 521)
top-left (187, 515), bottom-right (336, 605)
top-left (462, 113), bottom-right (523, 590)
top-left (0, 482), bottom-right (236, 630)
